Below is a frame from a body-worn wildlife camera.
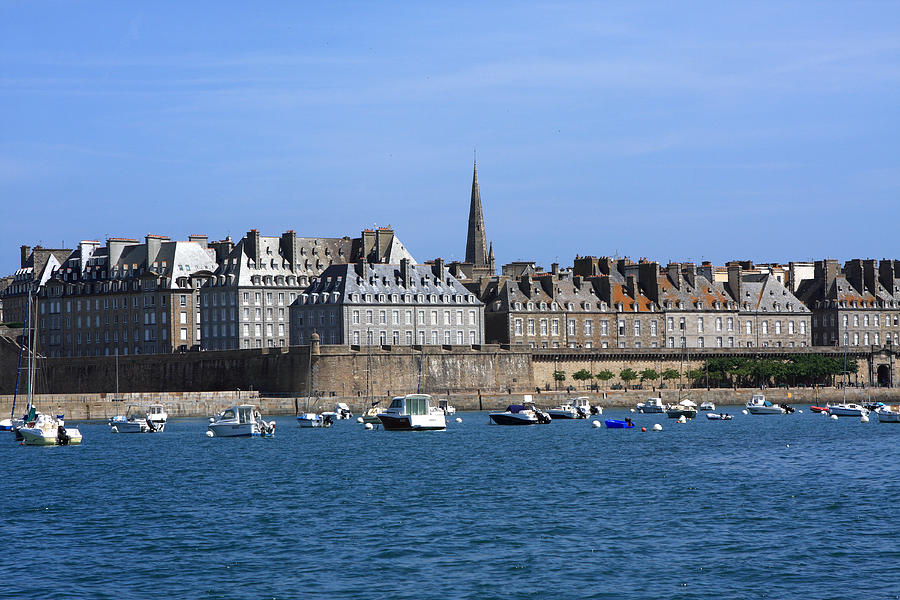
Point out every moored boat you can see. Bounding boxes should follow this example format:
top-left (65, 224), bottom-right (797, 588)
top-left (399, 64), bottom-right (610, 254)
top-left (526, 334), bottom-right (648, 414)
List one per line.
top-left (826, 403), bottom-right (869, 417)
top-left (637, 397), bottom-right (665, 414)
top-left (810, 405), bottom-right (829, 413)
top-left (706, 412), bottom-right (733, 420)
top-left (604, 418), bottom-right (634, 429)
top-left (746, 394), bottom-right (784, 415)
top-left (546, 403), bottom-right (581, 419)
top-left (109, 404), bottom-right (167, 433)
top-left (208, 405), bottom-right (275, 437)
top-left (377, 394), bottom-right (446, 431)
top-left (322, 403), bottom-right (353, 420)
top-left (699, 401), bottom-right (716, 411)
top-left (489, 403), bottom-right (551, 425)
top-left (666, 400), bottom-right (698, 419)
top-left (297, 412), bottom-right (332, 428)
top-left (573, 396), bottom-right (597, 416)
top-left (875, 405), bottom-right (900, 423)
top-left (19, 413), bottom-right (82, 446)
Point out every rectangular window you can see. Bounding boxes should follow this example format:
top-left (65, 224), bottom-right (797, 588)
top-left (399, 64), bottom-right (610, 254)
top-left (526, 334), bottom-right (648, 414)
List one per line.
top-left (667, 317), bottom-right (674, 331)
top-left (633, 320), bottom-right (641, 336)
top-left (584, 320), bottom-right (593, 336)
top-left (567, 319), bottom-right (575, 336)
top-left (514, 318), bottom-right (523, 336)
top-left (600, 320), bottom-right (608, 336)
top-left (469, 310), bottom-right (476, 326)
top-left (540, 319), bottom-right (548, 335)
top-left (618, 320), bottom-right (625, 336)
top-left (650, 320), bottom-right (657, 336)
top-left (180, 328), bottom-right (187, 341)
top-left (697, 317), bottom-right (704, 333)
top-left (715, 317), bottom-right (722, 332)
top-left (551, 319), bottom-right (559, 336)
top-left (527, 319), bottom-right (535, 335)
top-left (727, 317), bottom-right (734, 332)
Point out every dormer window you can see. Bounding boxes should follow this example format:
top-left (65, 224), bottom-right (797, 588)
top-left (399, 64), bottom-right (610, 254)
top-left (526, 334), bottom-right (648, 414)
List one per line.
top-left (527, 302), bottom-right (534, 311)
top-left (540, 302), bottom-right (547, 310)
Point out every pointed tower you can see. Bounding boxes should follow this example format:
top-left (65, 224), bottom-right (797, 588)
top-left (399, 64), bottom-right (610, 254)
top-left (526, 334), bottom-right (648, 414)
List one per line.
top-left (466, 160), bottom-right (489, 269)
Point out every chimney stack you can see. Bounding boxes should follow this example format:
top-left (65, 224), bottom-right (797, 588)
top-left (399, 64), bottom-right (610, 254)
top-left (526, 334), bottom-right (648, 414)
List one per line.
top-left (727, 263), bottom-right (742, 302)
top-left (20, 245), bottom-right (31, 268)
top-left (667, 262), bottom-right (681, 290)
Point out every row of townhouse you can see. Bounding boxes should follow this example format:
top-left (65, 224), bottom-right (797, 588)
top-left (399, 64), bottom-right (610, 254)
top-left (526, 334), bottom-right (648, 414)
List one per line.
top-left (5, 227), bottom-right (409, 357)
top-left (468, 257), bottom-right (811, 349)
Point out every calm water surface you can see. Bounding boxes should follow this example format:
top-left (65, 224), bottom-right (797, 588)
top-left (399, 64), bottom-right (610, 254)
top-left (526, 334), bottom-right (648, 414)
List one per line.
top-left (3, 406), bottom-right (899, 599)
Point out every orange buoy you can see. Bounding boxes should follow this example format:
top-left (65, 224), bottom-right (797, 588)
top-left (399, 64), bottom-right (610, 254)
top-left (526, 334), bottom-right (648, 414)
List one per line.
top-left (641, 427), bottom-right (647, 432)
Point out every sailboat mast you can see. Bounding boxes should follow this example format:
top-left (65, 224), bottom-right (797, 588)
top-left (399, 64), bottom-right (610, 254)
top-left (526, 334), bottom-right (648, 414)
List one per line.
top-left (26, 288), bottom-right (35, 410)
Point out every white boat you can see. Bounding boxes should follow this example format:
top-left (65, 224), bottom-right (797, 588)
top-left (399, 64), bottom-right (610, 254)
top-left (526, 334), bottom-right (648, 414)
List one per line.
top-left (322, 403), bottom-right (353, 420)
top-left (208, 405), bottom-right (275, 437)
top-left (0, 418), bottom-right (13, 431)
top-left (706, 412), bottom-right (733, 420)
top-left (573, 396), bottom-right (597, 415)
top-left (827, 403), bottom-right (869, 417)
top-left (746, 394), bottom-right (784, 415)
top-left (19, 413), bottom-right (82, 446)
top-left (489, 402), bottom-right (552, 425)
top-left (546, 403), bottom-right (581, 419)
top-left (109, 403), bottom-right (167, 433)
top-left (13, 290), bottom-right (82, 446)
top-left (637, 397), bottom-right (665, 413)
top-left (437, 399), bottom-right (456, 415)
top-left (699, 401), bottom-right (716, 411)
top-left (875, 405), bottom-right (900, 423)
top-left (297, 412), bottom-right (332, 428)
top-left (377, 394), bottom-right (446, 431)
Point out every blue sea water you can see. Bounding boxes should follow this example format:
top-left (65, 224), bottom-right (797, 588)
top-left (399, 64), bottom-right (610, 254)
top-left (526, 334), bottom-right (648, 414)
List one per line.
top-left (2, 407), bottom-right (900, 600)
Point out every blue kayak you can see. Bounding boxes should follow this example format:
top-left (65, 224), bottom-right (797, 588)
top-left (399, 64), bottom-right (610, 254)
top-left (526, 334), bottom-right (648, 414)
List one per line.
top-left (605, 419), bottom-right (635, 429)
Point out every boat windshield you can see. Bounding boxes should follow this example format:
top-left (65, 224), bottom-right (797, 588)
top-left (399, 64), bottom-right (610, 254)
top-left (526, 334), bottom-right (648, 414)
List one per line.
top-left (237, 406), bottom-right (253, 423)
top-left (405, 395), bottom-right (428, 415)
top-left (221, 409), bottom-right (235, 420)
top-left (389, 397), bottom-right (404, 410)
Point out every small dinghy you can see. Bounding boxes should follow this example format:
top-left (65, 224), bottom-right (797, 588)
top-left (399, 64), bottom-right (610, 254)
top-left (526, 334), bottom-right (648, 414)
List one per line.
top-left (810, 406), bottom-right (829, 413)
top-left (706, 412), bottom-right (733, 420)
top-left (604, 418), bottom-right (635, 429)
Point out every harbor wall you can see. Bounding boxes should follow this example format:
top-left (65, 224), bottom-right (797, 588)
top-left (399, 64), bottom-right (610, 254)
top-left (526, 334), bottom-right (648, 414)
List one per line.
top-left (0, 337), bottom-right (893, 400)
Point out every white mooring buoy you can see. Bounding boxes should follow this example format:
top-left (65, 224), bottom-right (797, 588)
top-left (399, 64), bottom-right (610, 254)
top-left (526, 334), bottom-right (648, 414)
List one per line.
top-left (206, 430), bottom-right (214, 437)
top-left (364, 423), bottom-right (374, 430)
top-left (110, 426), bottom-right (118, 434)
top-left (831, 414), bottom-right (839, 420)
top-left (455, 417), bottom-right (462, 423)
top-left (356, 416), bottom-right (364, 423)
top-left (742, 409), bottom-right (749, 415)
top-left (798, 409), bottom-right (803, 414)
top-left (591, 420), bottom-right (602, 428)
top-left (652, 423), bottom-right (663, 431)
top-left (861, 415), bottom-right (869, 423)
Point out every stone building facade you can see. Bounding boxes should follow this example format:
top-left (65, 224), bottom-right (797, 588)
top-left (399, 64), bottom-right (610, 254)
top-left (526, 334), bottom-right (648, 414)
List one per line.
top-left (473, 257), bottom-right (811, 349)
top-left (796, 259), bottom-right (900, 351)
top-left (39, 236), bottom-right (217, 357)
top-left (2, 245), bottom-right (72, 325)
top-left (290, 258), bottom-right (484, 347)
top-left (199, 227), bottom-right (414, 350)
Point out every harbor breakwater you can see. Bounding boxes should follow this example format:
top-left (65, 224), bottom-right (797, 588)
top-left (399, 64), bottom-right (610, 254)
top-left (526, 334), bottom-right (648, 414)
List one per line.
top-left (3, 387), bottom-right (897, 420)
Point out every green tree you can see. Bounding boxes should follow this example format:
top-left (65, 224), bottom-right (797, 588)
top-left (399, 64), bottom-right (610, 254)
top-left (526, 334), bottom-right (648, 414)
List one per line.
top-left (595, 369), bottom-right (615, 383)
top-left (552, 370), bottom-right (566, 390)
top-left (661, 368), bottom-right (680, 382)
top-left (640, 368), bottom-right (660, 388)
top-left (620, 367), bottom-right (639, 388)
top-left (572, 369), bottom-right (593, 388)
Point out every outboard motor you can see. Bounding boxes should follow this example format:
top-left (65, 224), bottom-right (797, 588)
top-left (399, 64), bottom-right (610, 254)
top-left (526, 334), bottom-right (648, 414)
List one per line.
top-left (536, 410), bottom-right (551, 425)
top-left (56, 425), bottom-right (70, 446)
top-left (590, 406), bottom-right (600, 415)
top-left (781, 403), bottom-right (795, 414)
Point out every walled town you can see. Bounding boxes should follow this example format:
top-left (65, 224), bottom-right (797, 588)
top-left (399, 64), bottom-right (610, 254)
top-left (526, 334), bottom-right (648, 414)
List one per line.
top-left (1, 162), bottom-right (897, 412)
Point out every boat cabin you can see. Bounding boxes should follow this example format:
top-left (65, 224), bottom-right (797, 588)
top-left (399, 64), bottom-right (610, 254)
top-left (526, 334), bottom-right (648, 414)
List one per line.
top-left (388, 394), bottom-right (432, 415)
top-left (221, 405), bottom-right (256, 423)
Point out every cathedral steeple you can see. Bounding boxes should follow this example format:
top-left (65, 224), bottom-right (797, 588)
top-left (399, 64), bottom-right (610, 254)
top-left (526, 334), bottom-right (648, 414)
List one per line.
top-left (466, 160), bottom-right (489, 268)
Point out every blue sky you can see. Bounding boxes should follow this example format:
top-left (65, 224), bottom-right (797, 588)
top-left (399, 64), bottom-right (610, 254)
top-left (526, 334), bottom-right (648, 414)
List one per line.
top-left (2, 1), bottom-right (899, 276)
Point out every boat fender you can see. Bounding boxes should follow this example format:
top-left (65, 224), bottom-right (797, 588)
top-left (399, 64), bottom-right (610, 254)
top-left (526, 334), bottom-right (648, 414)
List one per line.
top-left (111, 426), bottom-right (118, 434)
top-left (861, 415), bottom-right (869, 423)
top-left (364, 423), bottom-right (374, 430)
top-left (206, 430), bottom-right (214, 437)
top-left (356, 416), bottom-right (364, 423)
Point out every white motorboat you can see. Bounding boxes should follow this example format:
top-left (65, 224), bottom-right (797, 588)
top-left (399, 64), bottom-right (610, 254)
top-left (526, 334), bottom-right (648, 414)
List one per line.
top-left (0, 418), bottom-right (13, 431)
top-left (297, 412), bottom-right (332, 428)
top-left (377, 394), bottom-right (446, 431)
top-left (573, 396), bottom-right (598, 415)
top-left (208, 405), bottom-right (275, 437)
top-left (322, 403), bottom-right (353, 420)
top-left (875, 405), bottom-right (900, 423)
top-left (746, 394), bottom-right (784, 415)
top-left (827, 403), bottom-right (869, 418)
top-left (109, 404), bottom-right (167, 433)
top-left (546, 403), bottom-right (581, 419)
top-left (437, 399), bottom-right (457, 415)
top-left (19, 413), bottom-right (82, 446)
top-left (699, 401), bottom-right (716, 411)
top-left (489, 403), bottom-right (552, 425)
top-left (637, 397), bottom-right (665, 414)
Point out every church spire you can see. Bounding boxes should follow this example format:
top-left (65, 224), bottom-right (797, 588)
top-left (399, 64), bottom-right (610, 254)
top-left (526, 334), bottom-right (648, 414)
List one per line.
top-left (466, 159), bottom-right (488, 268)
